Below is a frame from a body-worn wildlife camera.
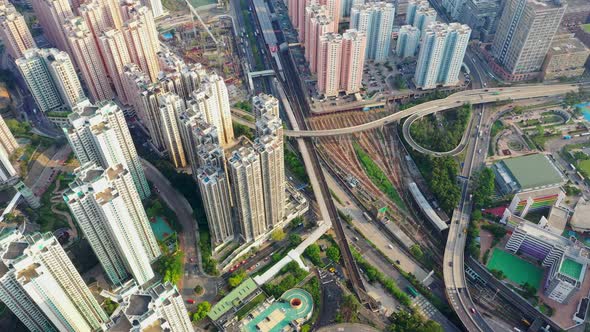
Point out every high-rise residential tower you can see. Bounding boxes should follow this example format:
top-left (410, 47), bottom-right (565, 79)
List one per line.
top-left (252, 93), bottom-right (279, 119)
top-left (30, 0), bottom-right (73, 53)
top-left (121, 7), bottom-right (160, 82)
top-left (491, 0), bottom-right (566, 80)
top-left (350, 2), bottom-right (395, 61)
top-left (340, 29), bottom-right (366, 94)
top-left (320, 0), bottom-right (341, 31)
top-left (158, 92), bottom-right (187, 168)
top-left (414, 22), bottom-right (471, 89)
top-left (406, 0), bottom-right (428, 25)
top-left (192, 73), bottom-right (234, 146)
top-left (65, 163), bottom-right (158, 285)
top-left (305, 9), bottom-right (334, 73)
top-left (229, 147), bottom-right (266, 243)
top-left (64, 163), bottom-right (129, 286)
top-left (99, 29), bottom-right (132, 103)
top-left (122, 63), bottom-right (166, 149)
top-left (397, 25), bottom-right (420, 58)
top-left (197, 166), bottom-right (234, 248)
top-left (0, 114), bottom-right (18, 156)
top-left (0, 115), bottom-right (18, 184)
top-left (317, 33), bottom-right (343, 97)
top-left (0, 2), bottom-right (36, 59)
top-left (117, 282), bottom-right (193, 332)
top-left (79, 0), bottom-right (123, 34)
top-left (412, 4), bottom-right (437, 32)
top-left (142, 0), bottom-right (164, 18)
top-left (65, 101), bottom-right (151, 199)
top-left (63, 17), bottom-right (114, 102)
top-left (16, 48), bottom-right (86, 113)
top-left (0, 144), bottom-right (16, 183)
top-left (317, 29), bottom-right (366, 96)
top-left (254, 96), bottom-right (285, 229)
top-left (0, 230), bottom-right (109, 332)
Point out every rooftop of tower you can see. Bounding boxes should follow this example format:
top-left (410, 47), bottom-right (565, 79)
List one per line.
top-left (527, 0), bottom-right (565, 10)
top-left (3, 241), bottom-right (28, 260)
top-left (125, 294), bottom-right (152, 317)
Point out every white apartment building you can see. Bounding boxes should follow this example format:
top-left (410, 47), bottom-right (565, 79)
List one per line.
top-left (350, 2), bottom-right (395, 62)
top-left (414, 22), bottom-right (471, 89)
top-left (158, 92), bottom-right (187, 168)
top-left (197, 166), bottom-right (234, 248)
top-left (229, 147), bottom-right (266, 243)
top-left (66, 101), bottom-right (150, 199)
top-left (0, 230), bottom-right (108, 332)
top-left (16, 48), bottom-right (86, 113)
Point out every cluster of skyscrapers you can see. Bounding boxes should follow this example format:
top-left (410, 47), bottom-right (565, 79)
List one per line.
top-left (289, 1), bottom-right (396, 97)
top-left (196, 93), bottom-right (287, 247)
top-left (4, 0), bottom-right (164, 119)
top-left (490, 0), bottom-right (567, 81)
top-left (0, 227), bottom-right (192, 332)
top-left (441, 0), bottom-right (577, 81)
top-left (396, 0), bottom-right (471, 89)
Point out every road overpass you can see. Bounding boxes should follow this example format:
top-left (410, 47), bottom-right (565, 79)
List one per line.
top-left (232, 84), bottom-right (578, 139)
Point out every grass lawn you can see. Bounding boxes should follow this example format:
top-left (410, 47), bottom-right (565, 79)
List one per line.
top-left (583, 24), bottom-right (590, 34)
top-left (579, 160), bottom-right (590, 177)
top-left (486, 248), bottom-right (544, 290)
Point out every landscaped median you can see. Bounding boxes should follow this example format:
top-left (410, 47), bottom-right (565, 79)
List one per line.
top-left (350, 247), bottom-right (412, 307)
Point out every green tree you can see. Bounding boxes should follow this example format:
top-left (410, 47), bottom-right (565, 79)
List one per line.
top-left (339, 294), bottom-right (360, 323)
top-left (102, 298), bottom-right (118, 316)
top-left (228, 269), bottom-right (247, 288)
top-left (429, 157), bottom-right (461, 213)
top-left (289, 234), bottom-right (302, 247)
top-left (304, 244), bottom-right (322, 266)
top-left (326, 245), bottom-right (341, 263)
top-left (490, 269), bottom-right (506, 280)
top-left (388, 310), bottom-right (443, 332)
top-left (5, 119), bottom-right (31, 137)
top-left (270, 229), bottom-right (286, 241)
top-left (393, 75), bottom-right (408, 89)
top-left (194, 285), bottom-right (204, 295)
top-left (471, 210), bottom-right (483, 221)
top-left (192, 301), bottom-right (211, 322)
top-left (520, 282), bottom-right (537, 298)
top-left (409, 245), bottom-right (424, 260)
top-left (155, 251), bottom-right (184, 285)
top-left (473, 168), bottom-right (495, 208)
top-left (233, 122), bottom-right (254, 140)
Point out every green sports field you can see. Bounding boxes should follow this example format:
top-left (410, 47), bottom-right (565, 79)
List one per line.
top-left (579, 160), bottom-right (590, 177)
top-left (486, 248), bottom-right (544, 290)
top-left (583, 24), bottom-right (590, 34)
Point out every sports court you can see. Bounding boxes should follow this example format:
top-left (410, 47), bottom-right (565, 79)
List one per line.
top-left (486, 248), bottom-right (544, 290)
top-left (150, 216), bottom-right (175, 241)
top-left (575, 102), bottom-right (590, 122)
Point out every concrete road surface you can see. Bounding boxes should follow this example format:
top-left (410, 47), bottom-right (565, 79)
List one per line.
top-left (141, 159), bottom-right (218, 306)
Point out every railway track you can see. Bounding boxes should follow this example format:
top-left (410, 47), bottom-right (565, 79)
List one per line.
top-left (277, 49), bottom-right (370, 302)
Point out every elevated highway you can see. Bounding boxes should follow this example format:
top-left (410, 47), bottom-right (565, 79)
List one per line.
top-left (232, 84), bottom-right (578, 139)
